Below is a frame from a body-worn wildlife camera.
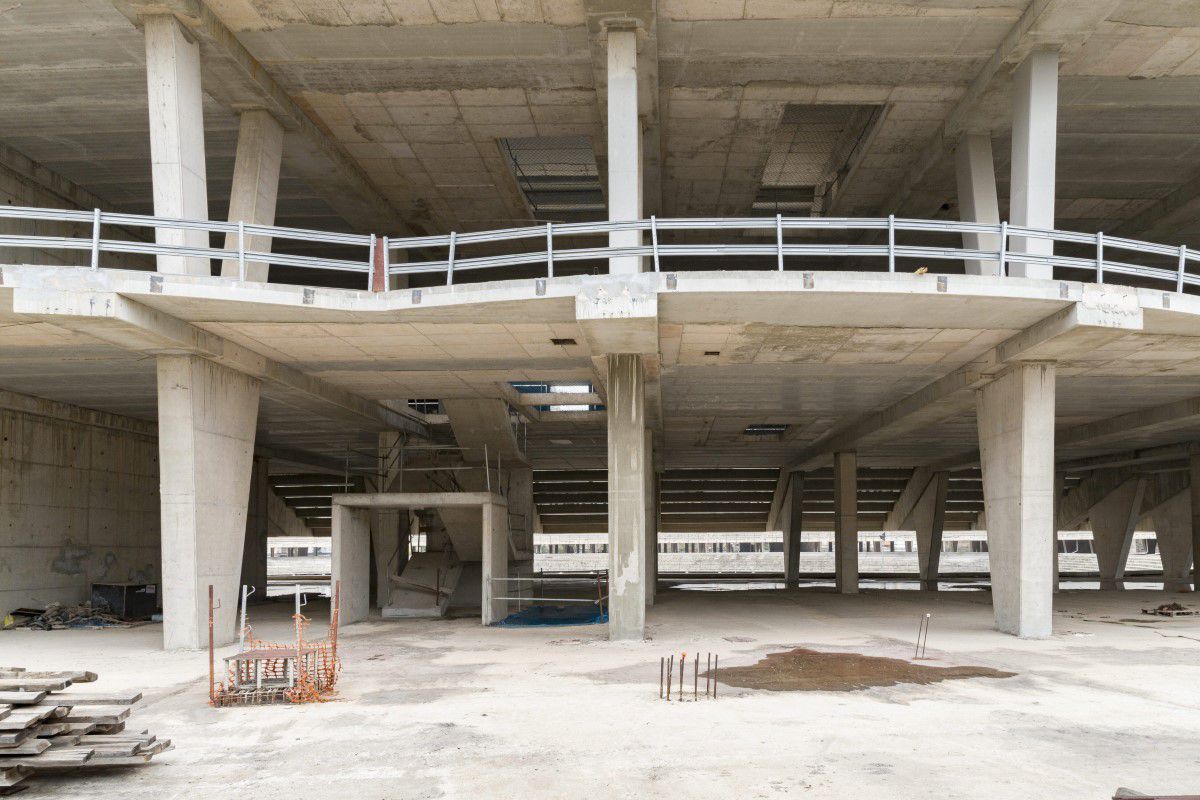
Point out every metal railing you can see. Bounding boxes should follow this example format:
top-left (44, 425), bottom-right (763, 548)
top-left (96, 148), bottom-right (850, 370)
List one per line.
top-left (2, 204), bottom-right (1197, 294)
top-left (489, 572), bottom-right (608, 612)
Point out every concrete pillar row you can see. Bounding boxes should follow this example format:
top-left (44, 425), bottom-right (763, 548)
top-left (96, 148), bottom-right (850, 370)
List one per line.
top-left (783, 473), bottom-right (803, 587)
top-left (607, 353), bottom-right (647, 640)
top-left (220, 109), bottom-right (284, 282)
top-left (833, 452), bottom-right (858, 594)
top-left (605, 23), bottom-right (644, 276)
top-left (977, 362), bottom-right (1056, 638)
top-left (143, 14), bottom-right (210, 277)
top-left (156, 355), bottom-right (261, 649)
top-left (1008, 49), bottom-right (1059, 280)
top-left (1088, 477), bottom-right (1147, 589)
top-left (954, 133), bottom-right (1002, 276)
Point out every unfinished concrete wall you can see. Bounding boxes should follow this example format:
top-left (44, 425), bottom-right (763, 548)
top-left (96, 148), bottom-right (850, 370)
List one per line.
top-left (0, 393), bottom-right (160, 615)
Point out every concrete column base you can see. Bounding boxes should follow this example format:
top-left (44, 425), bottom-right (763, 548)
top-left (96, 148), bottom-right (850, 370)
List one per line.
top-left (157, 355), bottom-right (260, 649)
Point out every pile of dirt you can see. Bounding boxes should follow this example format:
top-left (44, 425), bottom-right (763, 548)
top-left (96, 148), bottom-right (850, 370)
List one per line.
top-left (707, 648), bottom-right (1015, 692)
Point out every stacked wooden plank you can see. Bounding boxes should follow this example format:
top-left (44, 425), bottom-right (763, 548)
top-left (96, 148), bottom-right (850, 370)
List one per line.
top-left (0, 668), bottom-right (171, 795)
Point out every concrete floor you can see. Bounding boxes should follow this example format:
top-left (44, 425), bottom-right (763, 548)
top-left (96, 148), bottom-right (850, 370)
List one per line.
top-left (9, 589), bottom-right (1200, 799)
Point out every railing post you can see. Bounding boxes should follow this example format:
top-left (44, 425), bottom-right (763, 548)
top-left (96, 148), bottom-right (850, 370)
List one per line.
top-left (367, 233), bottom-right (377, 291)
top-left (90, 208), bottom-right (101, 270)
top-left (998, 220), bottom-right (1008, 277)
top-left (1179, 244), bottom-right (1188, 293)
top-left (1095, 231), bottom-right (1104, 284)
top-left (381, 236), bottom-right (390, 291)
top-left (651, 215), bottom-right (660, 273)
top-left (446, 230), bottom-right (457, 286)
top-left (776, 213), bottom-right (784, 271)
top-left (237, 220), bottom-right (246, 282)
top-left (887, 214), bottom-right (895, 273)
top-left (546, 222), bottom-right (554, 278)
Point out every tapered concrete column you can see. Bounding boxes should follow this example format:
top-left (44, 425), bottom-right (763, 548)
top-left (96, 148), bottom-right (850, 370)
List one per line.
top-left (911, 471), bottom-right (949, 590)
top-left (1154, 490), bottom-right (1194, 588)
top-left (955, 133), bottom-right (1001, 276)
top-left (1089, 477), bottom-right (1146, 589)
top-left (239, 456), bottom-right (269, 599)
top-left (607, 353), bottom-right (647, 639)
top-left (783, 473), bottom-right (803, 586)
top-left (1009, 50), bottom-right (1059, 280)
top-left (605, 23), bottom-right (643, 275)
top-left (332, 503), bottom-right (371, 625)
top-left (643, 430), bottom-right (656, 606)
top-left (157, 355), bottom-right (260, 649)
top-left (143, 15), bottom-right (210, 277)
top-left (833, 452), bottom-right (858, 594)
top-left (220, 110), bottom-right (284, 282)
top-left (977, 363), bottom-right (1055, 637)
top-left (481, 501), bottom-right (508, 625)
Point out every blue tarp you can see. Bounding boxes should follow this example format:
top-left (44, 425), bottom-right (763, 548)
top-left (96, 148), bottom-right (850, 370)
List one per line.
top-left (496, 604), bottom-right (607, 627)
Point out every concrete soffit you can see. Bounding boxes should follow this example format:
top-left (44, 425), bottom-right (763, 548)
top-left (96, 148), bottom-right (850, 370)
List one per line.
top-left (9, 287), bottom-right (429, 440)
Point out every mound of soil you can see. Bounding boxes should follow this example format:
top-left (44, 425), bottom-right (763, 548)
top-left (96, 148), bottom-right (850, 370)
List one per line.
top-left (707, 648), bottom-right (1015, 692)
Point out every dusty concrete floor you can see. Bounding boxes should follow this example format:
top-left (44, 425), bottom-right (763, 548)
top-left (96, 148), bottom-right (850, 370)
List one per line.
top-left (7, 588), bottom-right (1200, 799)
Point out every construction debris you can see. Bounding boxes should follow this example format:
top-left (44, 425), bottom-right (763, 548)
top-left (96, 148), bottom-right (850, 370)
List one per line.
top-left (8, 603), bottom-right (135, 631)
top-left (0, 667), bottom-right (171, 796)
top-left (1141, 602), bottom-right (1198, 618)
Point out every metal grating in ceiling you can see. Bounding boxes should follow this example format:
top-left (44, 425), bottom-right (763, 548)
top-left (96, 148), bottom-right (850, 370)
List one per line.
top-left (753, 104), bottom-right (882, 216)
top-left (501, 136), bottom-right (605, 222)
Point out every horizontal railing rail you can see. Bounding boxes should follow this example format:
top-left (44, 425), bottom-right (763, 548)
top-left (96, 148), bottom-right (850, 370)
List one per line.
top-left (1, 204), bottom-right (1196, 294)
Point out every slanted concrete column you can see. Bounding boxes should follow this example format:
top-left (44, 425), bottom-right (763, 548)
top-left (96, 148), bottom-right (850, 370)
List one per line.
top-left (1190, 453), bottom-right (1200, 586)
top-left (783, 473), bottom-right (803, 586)
top-left (1089, 477), bottom-right (1146, 589)
top-left (370, 431), bottom-right (403, 609)
top-left (833, 452), bottom-right (858, 594)
top-left (605, 23), bottom-right (643, 275)
top-left (332, 503), bottom-right (371, 625)
top-left (977, 363), bottom-right (1055, 637)
top-left (911, 471), bottom-right (950, 590)
top-left (1009, 50), bottom-right (1059, 280)
top-left (1154, 490), bottom-right (1194, 589)
top-left (143, 15), bottom-right (210, 276)
top-left (220, 109), bottom-right (284, 282)
top-left (157, 355), bottom-right (260, 649)
top-left (607, 353), bottom-right (647, 639)
top-left (481, 501), bottom-right (508, 625)
top-left (955, 133), bottom-right (1002, 276)
top-left (643, 430), bottom-right (656, 606)
top-left (239, 456), bottom-right (269, 599)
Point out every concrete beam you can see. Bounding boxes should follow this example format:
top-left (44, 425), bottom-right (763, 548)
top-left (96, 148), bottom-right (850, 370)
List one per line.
top-left (884, 467), bottom-right (934, 532)
top-left (443, 398), bottom-right (527, 466)
top-left (111, 0), bottom-right (412, 234)
top-left (1059, 395), bottom-right (1200, 451)
top-left (883, 0), bottom-right (1120, 217)
top-left (12, 289), bottom-right (427, 439)
top-left (782, 294), bottom-right (1142, 473)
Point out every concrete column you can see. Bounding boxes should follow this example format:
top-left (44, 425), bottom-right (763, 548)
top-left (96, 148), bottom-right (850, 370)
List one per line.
top-left (1089, 477), bottom-right (1146, 589)
top-left (1190, 453), bottom-right (1200, 585)
top-left (1154, 491), bottom-right (1194, 589)
top-left (332, 504), bottom-right (371, 625)
top-left (238, 456), bottom-right (269, 599)
top-left (481, 501), bottom-right (508, 625)
top-left (606, 24), bottom-right (643, 275)
top-left (507, 466), bottom-right (534, 559)
top-left (1052, 473), bottom-right (1063, 593)
top-left (783, 473), bottom-right (803, 586)
top-left (955, 133), bottom-right (1002, 276)
top-left (911, 471), bottom-right (949, 590)
top-left (157, 355), bottom-right (260, 649)
top-left (370, 431), bottom-right (403, 609)
top-left (1008, 50), bottom-right (1059, 280)
top-left (220, 110), bottom-right (284, 282)
top-left (643, 430), bottom-right (656, 606)
top-left (833, 452), bottom-right (858, 594)
top-left (607, 353), bottom-right (647, 639)
top-left (977, 363), bottom-right (1055, 637)
top-left (143, 15), bottom-right (210, 277)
